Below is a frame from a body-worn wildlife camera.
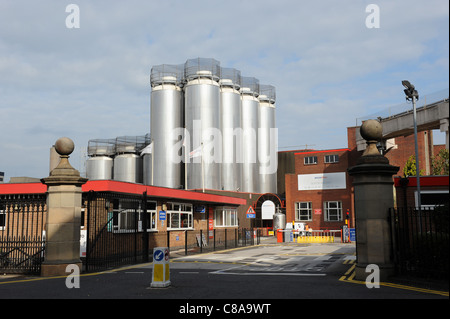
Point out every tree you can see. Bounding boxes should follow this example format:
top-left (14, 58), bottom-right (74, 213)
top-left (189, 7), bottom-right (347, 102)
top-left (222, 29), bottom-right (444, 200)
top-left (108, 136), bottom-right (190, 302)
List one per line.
top-left (403, 155), bottom-right (425, 177)
top-left (431, 148), bottom-right (449, 176)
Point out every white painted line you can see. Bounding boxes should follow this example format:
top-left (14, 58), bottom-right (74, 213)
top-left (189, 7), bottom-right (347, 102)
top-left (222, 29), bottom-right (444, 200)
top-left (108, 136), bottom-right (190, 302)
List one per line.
top-left (125, 272), bottom-right (144, 274)
top-left (179, 272), bottom-right (200, 274)
top-left (210, 271), bottom-right (326, 276)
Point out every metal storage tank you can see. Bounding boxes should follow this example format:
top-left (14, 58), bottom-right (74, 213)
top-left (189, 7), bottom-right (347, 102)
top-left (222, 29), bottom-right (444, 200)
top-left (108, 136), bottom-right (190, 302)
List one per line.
top-left (86, 139), bottom-right (115, 180)
top-left (149, 64), bottom-right (184, 188)
top-left (219, 67), bottom-right (242, 191)
top-left (273, 211), bottom-right (286, 232)
top-left (184, 58), bottom-right (221, 190)
top-left (113, 136), bottom-right (144, 184)
top-left (258, 85), bottom-right (277, 194)
top-left (142, 151), bottom-right (152, 185)
top-left (240, 76), bottom-right (260, 193)
top-left (141, 133), bottom-right (152, 185)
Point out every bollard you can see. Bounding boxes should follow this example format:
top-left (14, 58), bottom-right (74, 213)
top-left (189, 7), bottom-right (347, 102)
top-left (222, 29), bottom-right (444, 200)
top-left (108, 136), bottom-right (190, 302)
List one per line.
top-left (151, 247), bottom-right (171, 288)
top-left (277, 229), bottom-right (283, 243)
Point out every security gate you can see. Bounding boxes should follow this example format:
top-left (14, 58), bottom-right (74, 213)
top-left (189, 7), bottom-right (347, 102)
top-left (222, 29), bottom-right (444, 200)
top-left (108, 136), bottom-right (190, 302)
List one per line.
top-left (83, 191), bottom-right (154, 272)
top-left (0, 194), bottom-right (47, 274)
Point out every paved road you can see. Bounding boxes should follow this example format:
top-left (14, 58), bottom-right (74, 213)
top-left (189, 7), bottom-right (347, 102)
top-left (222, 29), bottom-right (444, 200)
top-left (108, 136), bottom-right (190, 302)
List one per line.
top-left (0, 241), bottom-right (447, 307)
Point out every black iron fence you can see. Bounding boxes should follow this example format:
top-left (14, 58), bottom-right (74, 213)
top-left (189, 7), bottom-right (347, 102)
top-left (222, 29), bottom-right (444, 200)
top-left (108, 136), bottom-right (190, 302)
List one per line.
top-left (390, 205), bottom-right (449, 280)
top-left (83, 191), bottom-right (261, 273)
top-left (0, 194), bottom-right (47, 275)
top-left (171, 228), bottom-right (260, 256)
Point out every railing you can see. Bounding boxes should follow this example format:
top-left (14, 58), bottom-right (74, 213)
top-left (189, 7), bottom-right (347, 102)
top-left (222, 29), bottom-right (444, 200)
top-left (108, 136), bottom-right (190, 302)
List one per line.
top-left (277, 229), bottom-right (342, 243)
top-left (390, 206), bottom-right (449, 280)
top-left (83, 191), bottom-right (261, 272)
top-left (0, 194), bottom-right (47, 274)
top-left (171, 228), bottom-right (260, 256)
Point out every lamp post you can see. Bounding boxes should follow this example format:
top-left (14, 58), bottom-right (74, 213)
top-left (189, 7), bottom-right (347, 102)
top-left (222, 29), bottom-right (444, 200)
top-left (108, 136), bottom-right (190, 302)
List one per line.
top-left (402, 80), bottom-right (421, 211)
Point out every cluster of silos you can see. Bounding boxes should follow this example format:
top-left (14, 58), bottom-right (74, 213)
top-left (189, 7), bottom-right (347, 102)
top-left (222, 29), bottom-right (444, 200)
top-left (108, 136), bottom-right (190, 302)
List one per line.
top-left (148, 58), bottom-right (278, 194)
top-left (86, 135), bottom-right (149, 183)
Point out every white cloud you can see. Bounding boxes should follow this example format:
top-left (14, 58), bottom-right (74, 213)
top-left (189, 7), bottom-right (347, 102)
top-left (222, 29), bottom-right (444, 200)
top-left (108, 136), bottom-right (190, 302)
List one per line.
top-left (0, 0), bottom-right (448, 181)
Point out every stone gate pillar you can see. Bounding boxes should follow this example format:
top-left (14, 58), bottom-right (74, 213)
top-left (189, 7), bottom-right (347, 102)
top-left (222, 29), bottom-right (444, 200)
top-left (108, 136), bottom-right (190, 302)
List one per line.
top-left (348, 120), bottom-right (399, 281)
top-left (41, 137), bottom-right (88, 276)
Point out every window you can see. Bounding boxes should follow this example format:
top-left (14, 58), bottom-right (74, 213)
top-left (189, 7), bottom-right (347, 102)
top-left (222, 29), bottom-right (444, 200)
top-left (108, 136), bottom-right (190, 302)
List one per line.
top-left (324, 155), bottom-right (339, 163)
top-left (324, 201), bottom-right (342, 221)
top-left (167, 202), bottom-right (193, 229)
top-left (145, 201), bottom-right (157, 231)
top-left (214, 207), bottom-right (238, 227)
top-left (115, 209), bottom-right (137, 231)
top-left (109, 200), bottom-right (152, 233)
top-left (295, 202), bottom-right (312, 221)
top-left (304, 156), bottom-right (317, 165)
top-left (416, 190), bottom-right (449, 208)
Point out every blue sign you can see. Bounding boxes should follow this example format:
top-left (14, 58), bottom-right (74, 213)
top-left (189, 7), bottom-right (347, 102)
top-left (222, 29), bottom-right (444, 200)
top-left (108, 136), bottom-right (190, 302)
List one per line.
top-left (159, 211), bottom-right (166, 221)
top-left (195, 206), bottom-right (206, 213)
top-left (246, 206), bottom-right (255, 218)
top-left (153, 249), bottom-right (164, 262)
top-left (349, 228), bottom-right (356, 242)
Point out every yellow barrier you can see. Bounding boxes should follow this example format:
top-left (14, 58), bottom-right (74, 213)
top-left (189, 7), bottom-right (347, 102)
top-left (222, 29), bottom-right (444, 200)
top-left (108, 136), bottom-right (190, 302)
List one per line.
top-left (296, 236), bottom-right (335, 243)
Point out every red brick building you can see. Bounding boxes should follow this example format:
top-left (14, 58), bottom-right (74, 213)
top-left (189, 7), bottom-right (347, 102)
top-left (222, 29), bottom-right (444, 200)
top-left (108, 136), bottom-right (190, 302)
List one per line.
top-left (279, 126), bottom-right (446, 232)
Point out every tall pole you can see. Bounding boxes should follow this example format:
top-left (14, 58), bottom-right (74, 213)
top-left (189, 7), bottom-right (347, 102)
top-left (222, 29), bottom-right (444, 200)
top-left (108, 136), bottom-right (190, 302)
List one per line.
top-left (402, 81), bottom-right (421, 212)
top-left (412, 95), bottom-right (422, 225)
top-left (412, 96), bottom-right (421, 210)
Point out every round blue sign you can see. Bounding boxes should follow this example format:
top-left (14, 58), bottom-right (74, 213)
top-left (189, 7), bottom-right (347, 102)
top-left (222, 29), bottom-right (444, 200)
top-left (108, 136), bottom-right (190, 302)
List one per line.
top-left (153, 249), bottom-right (164, 262)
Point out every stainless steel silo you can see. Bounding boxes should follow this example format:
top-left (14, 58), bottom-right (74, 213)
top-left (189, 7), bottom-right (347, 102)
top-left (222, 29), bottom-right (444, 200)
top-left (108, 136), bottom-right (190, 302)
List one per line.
top-left (240, 76), bottom-right (260, 193)
top-left (86, 139), bottom-right (115, 180)
top-left (149, 64), bottom-right (184, 188)
top-left (258, 85), bottom-right (277, 194)
top-left (220, 67), bottom-right (242, 191)
top-left (184, 58), bottom-right (221, 190)
top-left (113, 136), bottom-right (144, 184)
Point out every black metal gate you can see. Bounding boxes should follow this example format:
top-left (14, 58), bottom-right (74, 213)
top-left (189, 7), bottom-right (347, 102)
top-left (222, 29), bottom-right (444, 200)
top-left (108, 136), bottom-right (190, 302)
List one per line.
top-left (82, 191), bottom-right (262, 273)
top-left (83, 191), bottom-right (155, 272)
top-left (0, 194), bottom-right (47, 275)
top-left (390, 206), bottom-right (449, 280)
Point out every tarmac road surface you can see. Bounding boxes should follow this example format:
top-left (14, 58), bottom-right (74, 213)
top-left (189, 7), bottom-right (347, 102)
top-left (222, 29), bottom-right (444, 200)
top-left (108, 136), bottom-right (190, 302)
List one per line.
top-left (0, 241), bottom-right (447, 307)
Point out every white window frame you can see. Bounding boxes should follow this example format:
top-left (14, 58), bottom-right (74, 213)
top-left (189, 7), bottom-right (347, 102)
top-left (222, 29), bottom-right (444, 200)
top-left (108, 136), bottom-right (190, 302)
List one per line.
top-left (295, 202), bottom-right (312, 221)
top-left (110, 200), bottom-right (148, 233)
top-left (167, 202), bottom-right (193, 230)
top-left (415, 190), bottom-right (449, 209)
top-left (324, 154), bottom-right (339, 163)
top-left (304, 156), bottom-right (318, 165)
top-left (324, 201), bottom-right (342, 221)
top-left (146, 201), bottom-right (157, 231)
top-left (214, 207), bottom-right (238, 227)
top-left (113, 208), bottom-right (138, 232)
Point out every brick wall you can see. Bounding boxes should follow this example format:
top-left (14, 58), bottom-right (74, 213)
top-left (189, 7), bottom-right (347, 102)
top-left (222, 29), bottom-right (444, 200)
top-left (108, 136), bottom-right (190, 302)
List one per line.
top-left (285, 148), bottom-right (354, 231)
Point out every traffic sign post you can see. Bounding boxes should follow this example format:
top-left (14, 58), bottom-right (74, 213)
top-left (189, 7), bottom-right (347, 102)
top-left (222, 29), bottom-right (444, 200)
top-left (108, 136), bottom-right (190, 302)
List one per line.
top-left (246, 206), bottom-right (256, 219)
top-left (151, 247), bottom-right (171, 288)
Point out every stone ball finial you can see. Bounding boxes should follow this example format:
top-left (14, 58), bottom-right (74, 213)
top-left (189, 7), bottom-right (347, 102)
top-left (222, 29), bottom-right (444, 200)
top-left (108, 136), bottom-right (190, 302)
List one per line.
top-left (54, 137), bottom-right (75, 156)
top-left (360, 119), bottom-right (382, 142)
top-left (359, 119), bottom-right (386, 160)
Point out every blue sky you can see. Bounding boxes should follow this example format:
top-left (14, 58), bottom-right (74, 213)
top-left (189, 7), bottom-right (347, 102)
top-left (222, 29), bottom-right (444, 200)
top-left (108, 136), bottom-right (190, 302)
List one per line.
top-left (0, 0), bottom-right (448, 181)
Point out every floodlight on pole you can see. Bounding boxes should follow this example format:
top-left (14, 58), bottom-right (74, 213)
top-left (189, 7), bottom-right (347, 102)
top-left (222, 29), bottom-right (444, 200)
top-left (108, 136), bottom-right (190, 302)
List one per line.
top-left (402, 80), bottom-right (421, 214)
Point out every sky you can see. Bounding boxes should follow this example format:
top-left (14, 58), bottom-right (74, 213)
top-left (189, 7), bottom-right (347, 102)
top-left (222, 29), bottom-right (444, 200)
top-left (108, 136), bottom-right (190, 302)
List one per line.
top-left (0, 0), bottom-right (448, 181)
